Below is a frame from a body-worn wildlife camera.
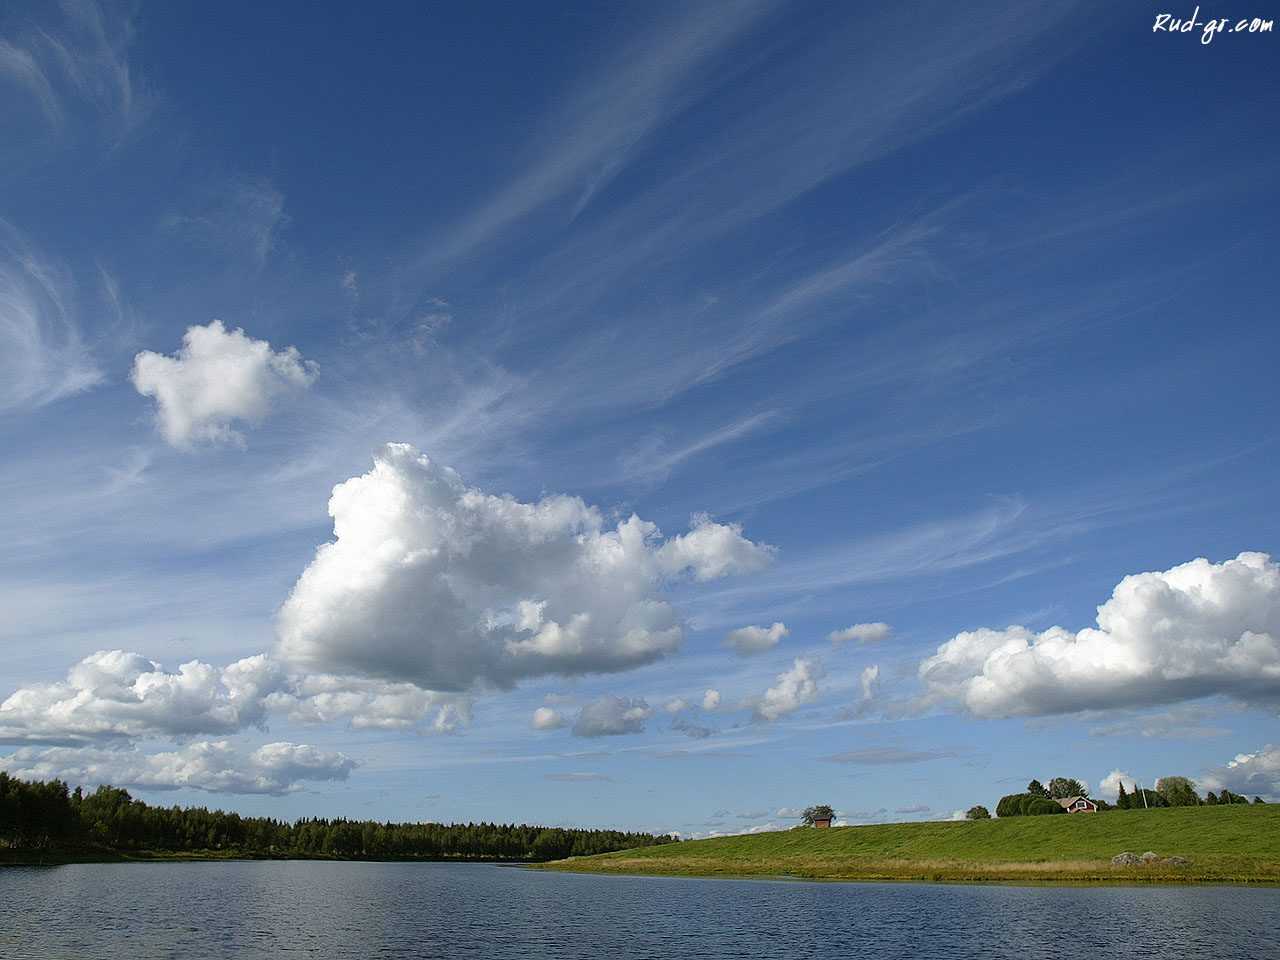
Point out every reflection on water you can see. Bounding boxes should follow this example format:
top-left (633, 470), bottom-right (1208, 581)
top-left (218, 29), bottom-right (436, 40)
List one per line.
top-left (2, 861), bottom-right (1276, 959)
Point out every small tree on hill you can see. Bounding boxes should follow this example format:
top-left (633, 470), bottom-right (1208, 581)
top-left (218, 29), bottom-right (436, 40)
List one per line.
top-left (966, 805), bottom-right (991, 820)
top-left (1027, 780), bottom-right (1048, 797)
top-left (802, 804), bottom-right (835, 826)
top-left (1116, 781), bottom-right (1129, 809)
top-left (1155, 776), bottom-right (1199, 807)
top-left (1048, 777), bottom-right (1087, 799)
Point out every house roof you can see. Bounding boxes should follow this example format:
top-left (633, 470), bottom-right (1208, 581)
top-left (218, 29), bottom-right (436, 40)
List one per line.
top-left (1056, 796), bottom-right (1096, 809)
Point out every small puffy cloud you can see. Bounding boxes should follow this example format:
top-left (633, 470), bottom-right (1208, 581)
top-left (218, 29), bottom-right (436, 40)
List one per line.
top-left (1199, 744), bottom-right (1280, 800)
top-left (1099, 769), bottom-right (1135, 801)
top-left (701, 689), bottom-right (722, 711)
top-left (896, 803), bottom-right (929, 814)
top-left (860, 664), bottom-right (880, 700)
top-left (776, 807), bottom-right (804, 819)
top-left (1, 740), bottom-right (354, 796)
top-left (722, 622), bottom-right (788, 657)
top-left (742, 657), bottom-right (824, 722)
top-left (571, 694), bottom-right (654, 738)
top-left (828, 622), bottom-right (893, 646)
top-left (531, 707), bottom-right (568, 730)
top-left (275, 445), bottom-right (774, 692)
top-left (665, 698), bottom-right (691, 714)
top-left (737, 810), bottom-right (770, 819)
top-left (131, 320), bottom-right (317, 448)
top-left (654, 513), bottom-right (776, 581)
top-left (670, 715), bottom-right (717, 739)
top-left (915, 553), bottom-right (1280, 719)
top-left (0, 650), bottom-right (283, 745)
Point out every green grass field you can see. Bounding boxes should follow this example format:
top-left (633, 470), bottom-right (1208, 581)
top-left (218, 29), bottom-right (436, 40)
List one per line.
top-left (537, 805), bottom-right (1280, 884)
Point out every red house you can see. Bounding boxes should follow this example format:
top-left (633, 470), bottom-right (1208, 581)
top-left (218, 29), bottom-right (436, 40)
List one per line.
top-left (812, 817), bottom-right (832, 828)
top-left (1057, 796), bottom-right (1098, 813)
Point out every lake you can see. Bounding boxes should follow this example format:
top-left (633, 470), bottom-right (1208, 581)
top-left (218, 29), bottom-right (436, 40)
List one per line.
top-left (2, 861), bottom-right (1277, 959)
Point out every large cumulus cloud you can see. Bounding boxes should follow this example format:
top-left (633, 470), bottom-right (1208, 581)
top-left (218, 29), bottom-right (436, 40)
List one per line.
top-left (274, 444), bottom-right (775, 691)
top-left (131, 320), bottom-right (317, 448)
top-left (915, 553), bottom-right (1280, 718)
top-left (0, 650), bottom-right (283, 745)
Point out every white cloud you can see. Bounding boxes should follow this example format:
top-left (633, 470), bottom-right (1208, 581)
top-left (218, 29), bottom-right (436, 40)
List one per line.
top-left (268, 673), bottom-right (470, 733)
top-left (531, 707), bottom-right (567, 730)
top-left (275, 444), bottom-right (774, 692)
top-left (722, 621), bottom-right (789, 657)
top-left (828, 622), bottom-right (893, 645)
top-left (1, 740), bottom-right (354, 796)
top-left (701, 689), bottom-right (722, 711)
top-left (0, 221), bottom-right (102, 411)
top-left (131, 320), bottom-right (318, 448)
top-left (1099, 768), bottom-right (1134, 801)
top-left (742, 657), bottom-right (825, 722)
top-left (1199, 744), bottom-right (1280, 801)
top-left (665, 698), bottom-right (691, 714)
top-left (860, 664), bottom-right (880, 700)
top-left (0, 650), bottom-right (282, 745)
top-left (915, 553), bottom-right (1280, 718)
top-left (776, 807), bottom-right (804, 819)
top-left (570, 694), bottom-right (654, 738)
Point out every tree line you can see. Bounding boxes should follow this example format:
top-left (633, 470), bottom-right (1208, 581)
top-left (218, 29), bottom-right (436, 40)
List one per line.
top-left (0, 772), bottom-right (677, 861)
top-left (969, 775), bottom-right (1266, 819)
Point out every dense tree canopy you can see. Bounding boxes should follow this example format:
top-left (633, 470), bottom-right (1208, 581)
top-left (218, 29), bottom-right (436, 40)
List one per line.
top-left (0, 773), bottom-right (677, 861)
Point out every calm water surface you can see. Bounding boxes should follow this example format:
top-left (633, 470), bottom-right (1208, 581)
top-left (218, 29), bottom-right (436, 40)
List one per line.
top-left (2, 861), bottom-right (1277, 959)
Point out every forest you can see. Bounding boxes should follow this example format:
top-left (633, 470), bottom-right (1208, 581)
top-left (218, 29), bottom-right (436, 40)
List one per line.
top-left (0, 772), bottom-right (677, 862)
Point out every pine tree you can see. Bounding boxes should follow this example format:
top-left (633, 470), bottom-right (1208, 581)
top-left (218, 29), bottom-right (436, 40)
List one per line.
top-left (1116, 781), bottom-right (1129, 809)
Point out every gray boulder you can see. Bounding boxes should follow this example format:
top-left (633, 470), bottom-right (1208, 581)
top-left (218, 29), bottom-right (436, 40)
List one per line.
top-left (1141, 851), bottom-right (1160, 862)
top-left (1112, 851), bottom-right (1142, 865)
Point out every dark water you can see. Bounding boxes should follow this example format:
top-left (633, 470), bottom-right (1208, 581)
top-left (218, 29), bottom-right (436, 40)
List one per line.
top-left (2, 861), bottom-right (1277, 959)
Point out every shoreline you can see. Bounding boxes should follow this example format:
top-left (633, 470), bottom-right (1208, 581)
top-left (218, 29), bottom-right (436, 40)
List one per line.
top-left (533, 856), bottom-right (1280, 886)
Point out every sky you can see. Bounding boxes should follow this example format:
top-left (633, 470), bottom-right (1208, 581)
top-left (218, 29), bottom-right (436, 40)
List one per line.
top-left (1, 0), bottom-right (1277, 837)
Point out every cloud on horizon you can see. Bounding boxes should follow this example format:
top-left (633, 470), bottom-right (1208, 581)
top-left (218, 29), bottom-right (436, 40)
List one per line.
top-left (914, 553), bottom-right (1280, 718)
top-left (1199, 744), bottom-right (1280, 801)
top-left (1, 740), bottom-right (354, 796)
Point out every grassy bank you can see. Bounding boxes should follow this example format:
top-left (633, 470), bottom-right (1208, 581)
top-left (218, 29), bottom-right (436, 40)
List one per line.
top-left (536, 805), bottom-right (1280, 884)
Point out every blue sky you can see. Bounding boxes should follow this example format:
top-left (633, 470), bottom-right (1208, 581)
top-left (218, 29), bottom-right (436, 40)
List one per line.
top-left (1, 0), bottom-right (1277, 835)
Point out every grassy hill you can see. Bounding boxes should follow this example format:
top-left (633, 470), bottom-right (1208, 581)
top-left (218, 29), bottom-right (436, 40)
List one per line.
top-left (537, 805), bottom-right (1280, 884)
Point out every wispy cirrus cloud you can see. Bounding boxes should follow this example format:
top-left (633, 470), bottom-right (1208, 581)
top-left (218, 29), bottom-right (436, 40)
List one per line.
top-left (0, 221), bottom-right (102, 411)
top-left (0, 0), bottom-right (147, 136)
